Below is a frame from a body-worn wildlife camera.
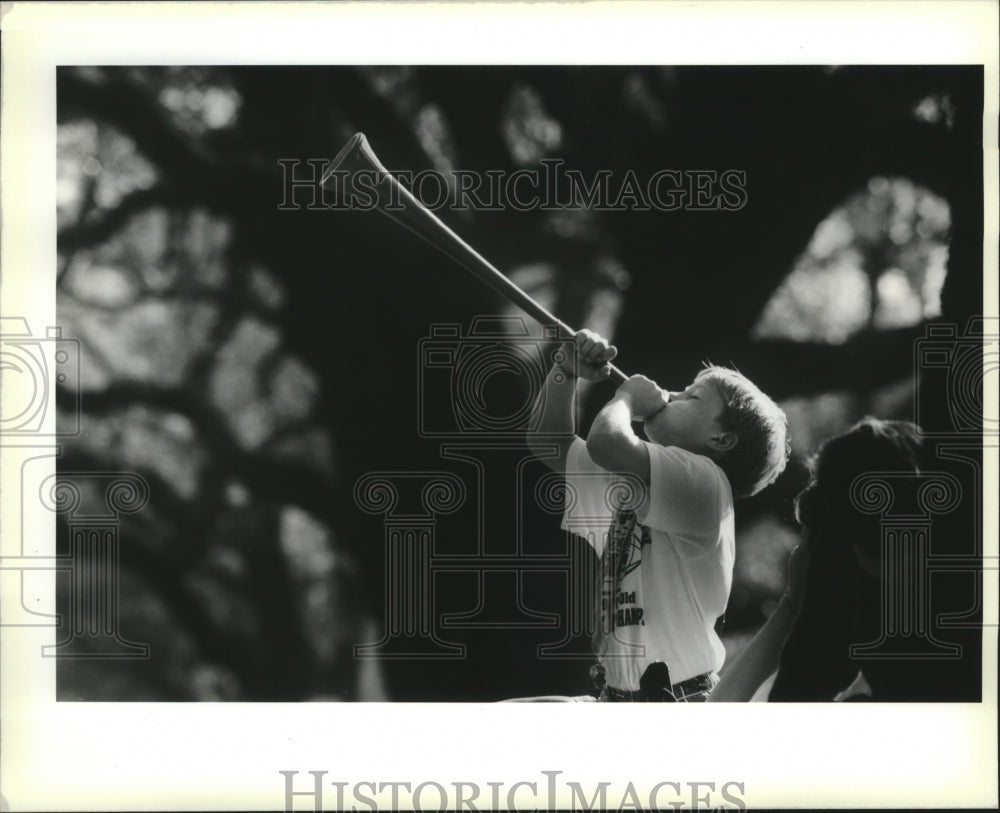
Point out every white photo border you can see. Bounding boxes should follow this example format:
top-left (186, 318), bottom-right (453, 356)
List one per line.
top-left (1, 1), bottom-right (997, 810)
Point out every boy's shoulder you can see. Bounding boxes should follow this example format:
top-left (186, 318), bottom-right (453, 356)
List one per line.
top-left (648, 440), bottom-right (729, 477)
top-left (646, 441), bottom-right (734, 505)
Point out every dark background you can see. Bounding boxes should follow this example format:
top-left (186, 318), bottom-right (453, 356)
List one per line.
top-left (54, 65), bottom-right (985, 701)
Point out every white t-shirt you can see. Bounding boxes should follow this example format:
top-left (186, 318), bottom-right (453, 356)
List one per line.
top-left (561, 437), bottom-right (735, 690)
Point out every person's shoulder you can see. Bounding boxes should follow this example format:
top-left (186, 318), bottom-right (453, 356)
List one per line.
top-left (648, 443), bottom-right (732, 493)
top-left (648, 442), bottom-right (716, 467)
top-left (640, 442), bottom-right (733, 536)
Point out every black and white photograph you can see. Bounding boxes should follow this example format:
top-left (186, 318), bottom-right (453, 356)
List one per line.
top-left (1, 2), bottom-right (997, 810)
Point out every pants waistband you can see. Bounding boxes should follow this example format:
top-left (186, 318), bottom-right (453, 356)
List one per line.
top-left (600, 671), bottom-right (719, 702)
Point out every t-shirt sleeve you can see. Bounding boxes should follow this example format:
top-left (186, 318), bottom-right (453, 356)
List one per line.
top-left (639, 442), bottom-right (732, 544)
top-left (559, 437), bottom-right (619, 556)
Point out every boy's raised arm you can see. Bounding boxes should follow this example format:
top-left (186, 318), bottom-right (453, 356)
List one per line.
top-left (586, 375), bottom-right (666, 484)
top-left (528, 330), bottom-right (618, 473)
top-left (528, 362), bottom-right (579, 473)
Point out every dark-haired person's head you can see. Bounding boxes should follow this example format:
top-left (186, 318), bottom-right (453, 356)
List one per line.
top-left (771, 418), bottom-right (925, 701)
top-left (794, 417), bottom-right (924, 572)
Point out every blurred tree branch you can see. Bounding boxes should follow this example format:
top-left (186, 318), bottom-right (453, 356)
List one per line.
top-left (58, 68), bottom-right (273, 208)
top-left (726, 324), bottom-right (927, 400)
top-left (58, 184), bottom-right (187, 254)
top-left (57, 382), bottom-right (337, 524)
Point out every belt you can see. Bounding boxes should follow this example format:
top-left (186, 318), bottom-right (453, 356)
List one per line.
top-left (591, 662), bottom-right (718, 702)
top-left (600, 672), bottom-right (718, 702)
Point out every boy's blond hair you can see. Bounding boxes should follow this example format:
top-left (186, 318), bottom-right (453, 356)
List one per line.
top-left (695, 365), bottom-right (790, 498)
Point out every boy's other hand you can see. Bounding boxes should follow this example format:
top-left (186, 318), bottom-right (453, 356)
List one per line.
top-left (565, 329), bottom-right (618, 382)
top-left (617, 375), bottom-right (670, 419)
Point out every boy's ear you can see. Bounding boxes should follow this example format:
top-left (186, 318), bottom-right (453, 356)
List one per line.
top-left (710, 431), bottom-right (738, 453)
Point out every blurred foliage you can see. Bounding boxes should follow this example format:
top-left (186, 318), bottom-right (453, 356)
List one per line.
top-left (53, 65), bottom-right (981, 700)
top-left (754, 177), bottom-right (951, 343)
